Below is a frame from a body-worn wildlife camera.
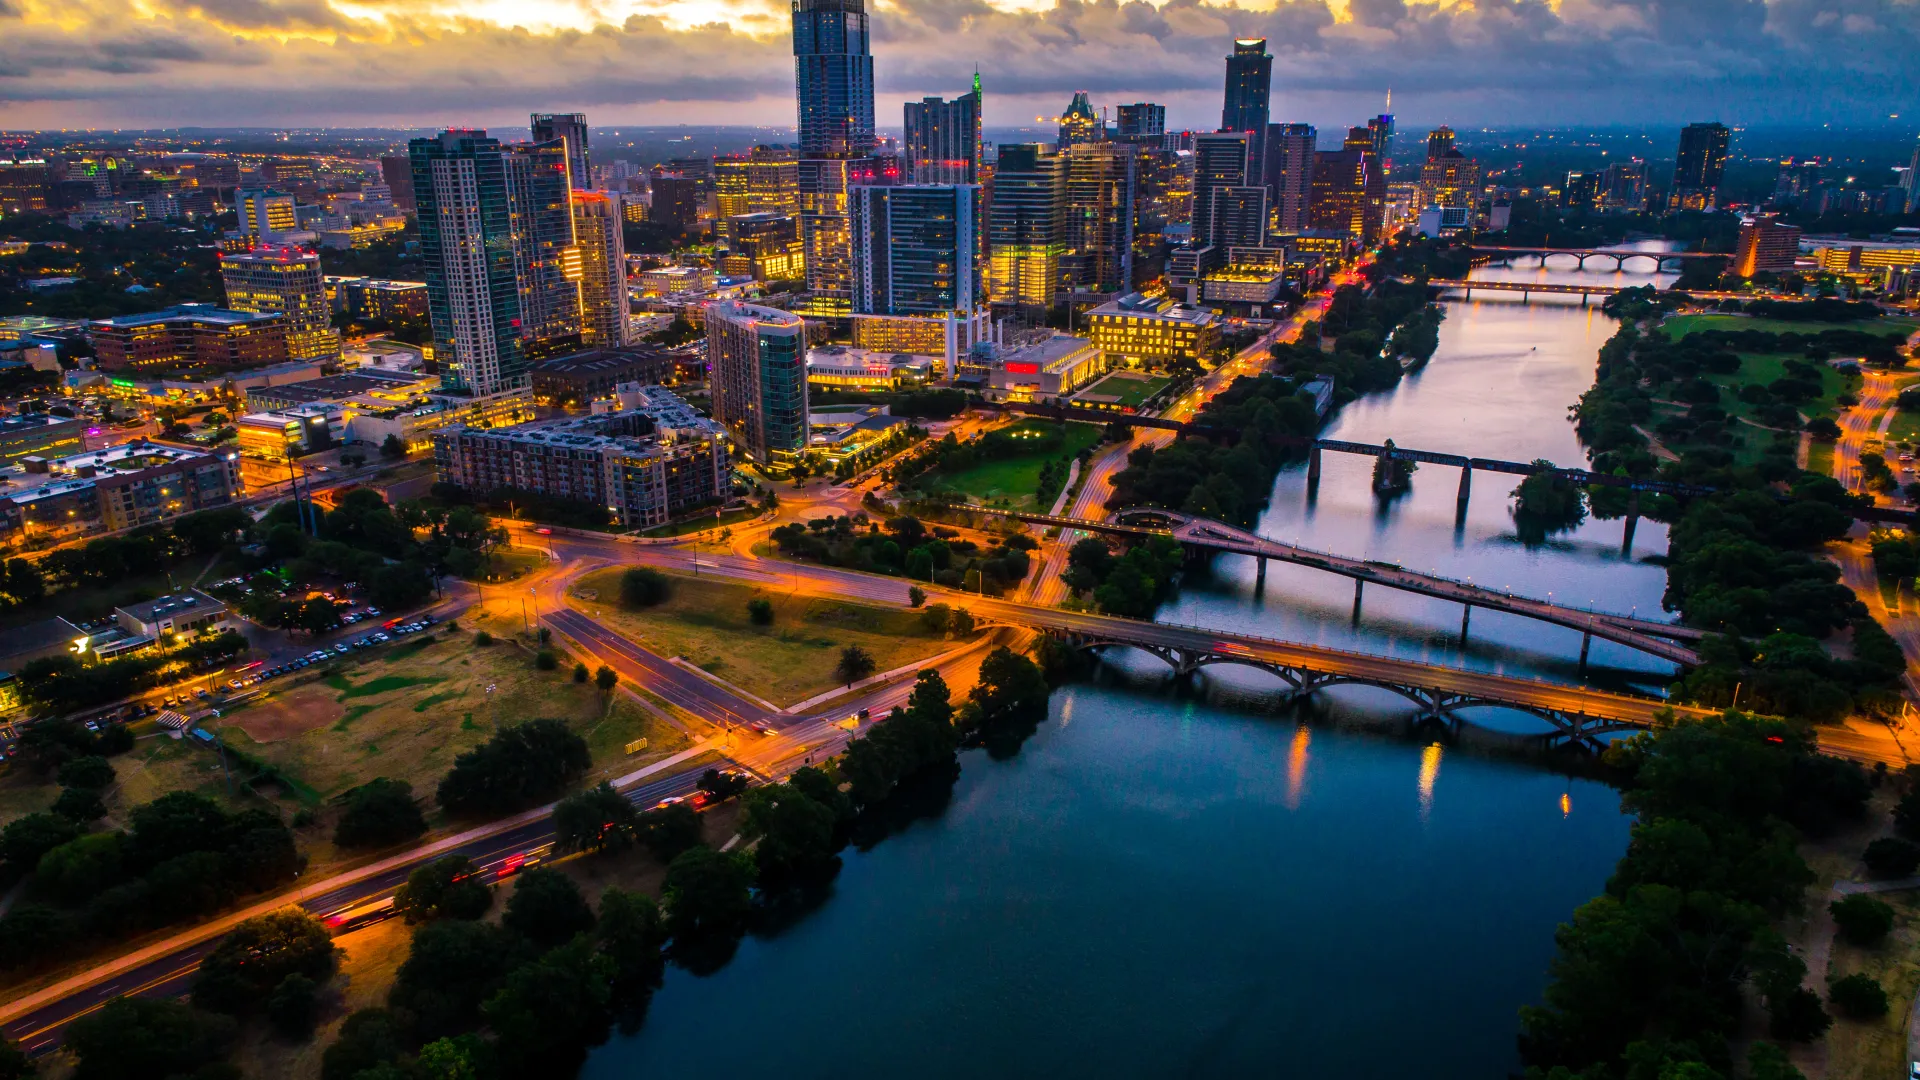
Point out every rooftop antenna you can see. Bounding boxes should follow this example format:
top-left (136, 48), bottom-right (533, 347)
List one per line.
top-left (1385, 88), bottom-right (1392, 111)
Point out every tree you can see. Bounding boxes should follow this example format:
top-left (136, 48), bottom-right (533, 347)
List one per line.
top-left (534, 649), bottom-right (558, 671)
top-left (907, 585), bottom-right (926, 608)
top-left (333, 778), bottom-right (427, 849)
top-left (56, 755), bottom-right (114, 790)
top-left (192, 910), bottom-right (339, 1016)
top-left (1770, 985), bottom-right (1832, 1042)
top-left (0, 1034), bottom-right (31, 1080)
top-left (0, 813), bottom-right (80, 873)
top-left (661, 846), bottom-right (755, 939)
top-left (1830, 894), bottom-right (1895, 946)
top-left (1894, 786), bottom-right (1920, 840)
top-left (595, 888), bottom-right (667, 998)
top-left (948, 607), bottom-right (976, 636)
top-left (35, 832), bottom-right (124, 905)
top-left (919, 602), bottom-right (951, 634)
top-left (473, 630), bottom-right (493, 646)
top-left (553, 782), bottom-right (638, 854)
top-left (1862, 837), bottom-right (1920, 878)
top-left (51, 787), bottom-right (107, 823)
top-left (266, 973), bottom-right (320, 1039)
top-left (699, 767), bottom-right (748, 801)
top-left (436, 719), bottom-right (591, 817)
top-left (393, 855), bottom-right (494, 922)
top-left (502, 867), bottom-right (596, 950)
top-left (834, 645), bottom-right (876, 686)
top-left (1747, 1041), bottom-right (1806, 1080)
top-left (319, 1009), bottom-right (406, 1080)
top-left (1829, 972), bottom-right (1889, 1018)
top-left (66, 996), bottom-right (236, 1080)
top-left (742, 782), bottom-right (840, 884)
top-left (595, 666), bottom-right (617, 692)
top-left (637, 802), bottom-right (703, 862)
top-left (619, 567), bottom-right (672, 608)
top-left (389, 920), bottom-right (525, 1042)
top-left (958, 646), bottom-right (1050, 739)
top-left (746, 597), bottom-right (774, 625)
top-left (480, 938), bottom-right (615, 1079)
top-left (380, 434), bottom-right (408, 460)
top-left (572, 662), bottom-right (589, 683)
top-left (0, 904), bottom-right (78, 970)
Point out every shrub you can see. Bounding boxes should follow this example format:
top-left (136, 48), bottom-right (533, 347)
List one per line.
top-left (535, 649), bottom-right (558, 671)
top-left (1829, 972), bottom-right (1889, 1018)
top-left (1830, 894), bottom-right (1895, 946)
top-left (333, 778), bottom-right (427, 849)
top-left (1863, 837), bottom-right (1920, 878)
top-left (746, 598), bottom-right (774, 625)
top-left (473, 630), bottom-right (493, 646)
top-left (619, 567), bottom-right (672, 608)
top-left (572, 662), bottom-right (589, 683)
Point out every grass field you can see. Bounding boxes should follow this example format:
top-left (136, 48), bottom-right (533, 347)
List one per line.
top-left (1662, 314), bottom-right (1920, 340)
top-left (641, 505), bottom-right (763, 538)
top-left (934, 419), bottom-right (1104, 510)
top-left (203, 628), bottom-right (688, 822)
top-left (1077, 372), bottom-right (1171, 409)
top-left (1809, 439), bottom-right (1836, 477)
top-left (0, 726), bottom-right (245, 830)
top-left (572, 568), bottom-right (957, 706)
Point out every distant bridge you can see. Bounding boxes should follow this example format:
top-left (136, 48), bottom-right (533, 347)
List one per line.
top-left (1464, 246), bottom-right (1723, 273)
top-left (1425, 278), bottom-right (1621, 302)
top-left (960, 505), bottom-right (1702, 667)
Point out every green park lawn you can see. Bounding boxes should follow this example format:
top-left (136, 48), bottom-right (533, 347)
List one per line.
top-left (640, 505), bottom-right (763, 538)
top-left (1077, 372), bottom-right (1171, 409)
top-left (571, 568), bottom-right (959, 707)
top-left (934, 419), bottom-right (1104, 510)
top-left (1662, 314), bottom-right (1920, 340)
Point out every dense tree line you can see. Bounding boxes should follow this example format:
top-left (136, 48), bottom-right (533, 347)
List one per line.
top-left (0, 791), bottom-right (302, 972)
top-left (1521, 711), bottom-right (1870, 1078)
top-left (430, 481), bottom-right (614, 532)
top-left (436, 719), bottom-right (592, 819)
top-left (770, 513), bottom-right (1035, 595)
top-left (1061, 535), bottom-right (1185, 618)
top-left (1106, 377), bottom-right (1321, 526)
top-left (14, 629), bottom-right (247, 713)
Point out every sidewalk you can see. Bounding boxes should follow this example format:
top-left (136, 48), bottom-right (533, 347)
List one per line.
top-left (0, 738), bottom-right (713, 1027)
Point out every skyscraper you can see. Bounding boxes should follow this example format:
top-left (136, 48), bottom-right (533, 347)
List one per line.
top-left (1343, 126), bottom-right (1386, 244)
top-left (1062, 143), bottom-right (1136, 293)
top-left (1116, 104), bottom-right (1166, 140)
top-left (1058, 91), bottom-right (1102, 149)
top-left (988, 143), bottom-right (1066, 308)
top-left (1904, 141), bottom-right (1920, 213)
top-left (531, 113), bottom-right (591, 190)
top-left (904, 78), bottom-right (983, 184)
top-left (236, 189), bottom-right (298, 241)
top-left (793, 0), bottom-right (875, 159)
top-left (713, 147), bottom-right (801, 217)
top-left (1425, 127), bottom-right (1456, 163)
top-left (570, 190), bottom-right (630, 347)
top-left (705, 300), bottom-right (809, 466)
top-left (410, 130), bottom-right (527, 397)
top-left (1670, 122), bottom-right (1731, 211)
top-left (379, 155), bottom-right (415, 210)
top-left (1264, 123), bottom-right (1316, 231)
top-left (1562, 171), bottom-right (1602, 210)
top-left (219, 245), bottom-right (340, 361)
top-left (1367, 113), bottom-right (1395, 178)
top-left (1193, 131), bottom-right (1265, 250)
top-left (505, 140), bottom-right (582, 360)
top-left (1220, 38), bottom-right (1272, 188)
top-left (1419, 130), bottom-right (1479, 210)
top-left (1602, 158), bottom-right (1648, 210)
top-left (800, 155), bottom-right (900, 298)
top-left (1732, 214), bottom-right (1801, 278)
top-left (850, 184), bottom-right (982, 316)
top-left (1310, 149), bottom-right (1369, 243)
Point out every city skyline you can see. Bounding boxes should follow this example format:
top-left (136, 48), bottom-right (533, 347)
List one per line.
top-left (0, 0), bottom-right (1916, 130)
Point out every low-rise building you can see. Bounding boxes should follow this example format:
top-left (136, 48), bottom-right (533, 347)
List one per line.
top-left (0, 414), bottom-right (86, 465)
top-left (978, 334), bottom-right (1105, 402)
top-left (325, 277), bottom-right (430, 322)
top-left (89, 304), bottom-right (289, 374)
top-left (531, 347), bottom-right (679, 406)
top-left (116, 589), bottom-right (230, 640)
top-left (1202, 265), bottom-right (1286, 307)
top-left (805, 346), bottom-right (936, 392)
top-left (432, 387), bottom-right (731, 529)
top-left (0, 439), bottom-right (243, 539)
top-left (809, 406), bottom-right (908, 460)
top-left (1083, 292), bottom-right (1219, 370)
top-left (638, 266), bottom-right (717, 298)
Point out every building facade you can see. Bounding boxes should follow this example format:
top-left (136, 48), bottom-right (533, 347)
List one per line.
top-left (1671, 122), bottom-right (1731, 211)
top-left (90, 305), bottom-right (289, 372)
top-left (1062, 143), bottom-right (1137, 294)
top-left (505, 140), bottom-right (583, 360)
top-left (410, 130), bottom-right (529, 398)
top-left (705, 300), bottom-right (809, 465)
top-left (1733, 214), bottom-right (1803, 277)
top-left (1194, 132), bottom-right (1266, 250)
top-left (904, 80), bottom-right (983, 185)
top-left (570, 191), bottom-right (630, 348)
top-left (850, 184), bottom-right (982, 317)
top-left (987, 144), bottom-right (1066, 308)
top-left (219, 245), bottom-right (341, 361)
top-left (1084, 291), bottom-right (1219, 369)
top-left (1264, 123), bottom-right (1316, 232)
top-left (1220, 38), bottom-right (1272, 187)
top-left (1116, 104), bottom-right (1166, 139)
top-left (1311, 150), bottom-right (1370, 243)
top-left (530, 112), bottom-right (591, 189)
top-left (1058, 91), bottom-right (1102, 149)
top-left (793, 0), bottom-right (876, 159)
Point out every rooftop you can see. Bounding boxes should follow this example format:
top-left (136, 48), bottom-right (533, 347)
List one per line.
top-left (534, 347), bottom-right (677, 376)
top-left (247, 370), bottom-right (431, 404)
top-left (1086, 293), bottom-right (1216, 325)
top-left (117, 589), bottom-right (226, 625)
top-left (90, 304), bottom-right (283, 330)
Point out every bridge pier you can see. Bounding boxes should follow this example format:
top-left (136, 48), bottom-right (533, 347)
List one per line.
top-left (1578, 632), bottom-right (1592, 675)
top-left (1307, 445), bottom-right (1322, 486)
top-left (1455, 466), bottom-right (1472, 514)
top-left (1352, 578), bottom-right (1365, 621)
top-left (1622, 491), bottom-right (1641, 556)
top-left (1460, 602), bottom-right (1471, 643)
top-left (1256, 555), bottom-right (1267, 589)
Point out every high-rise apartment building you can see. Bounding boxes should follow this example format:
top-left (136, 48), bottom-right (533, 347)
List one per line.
top-left (649, 174), bottom-right (705, 235)
top-left (1904, 141), bottom-right (1920, 213)
top-left (0, 159), bottom-right (50, 216)
top-left (409, 130), bottom-right (533, 397)
top-left (1562, 171), bottom-right (1602, 210)
top-left (1771, 157), bottom-right (1823, 209)
top-left (722, 213), bottom-right (805, 280)
top-left (218, 245), bottom-right (340, 361)
top-left (531, 113), bottom-right (591, 191)
top-left (904, 79), bottom-right (983, 185)
top-left (1419, 131), bottom-right (1479, 210)
top-left (1058, 91), bottom-right (1102, 149)
top-left (1193, 131), bottom-right (1266, 250)
top-left (379, 156), bottom-right (415, 210)
top-left (1670, 122), bottom-right (1731, 211)
top-left (1062, 143), bottom-right (1136, 294)
top-left (793, 0), bottom-right (875, 158)
top-left (1116, 104), bottom-right (1166, 140)
top-left (988, 143), bottom-right (1066, 308)
top-left (1310, 149), bottom-right (1369, 243)
top-left (713, 147), bottom-right (800, 218)
top-left (237, 189), bottom-right (299, 241)
top-left (1343, 126), bottom-right (1386, 244)
top-left (1426, 127), bottom-right (1456, 162)
top-left (1602, 158), bottom-right (1648, 210)
top-left (1264, 123), bottom-right (1316, 232)
top-left (570, 191), bottom-right (629, 348)
top-left (799, 155), bottom-right (900, 298)
top-left (850, 185), bottom-right (982, 316)
top-left (505, 140), bottom-right (582, 360)
top-left (705, 300), bottom-right (809, 466)
top-left (1732, 214), bottom-right (1801, 278)
top-left (1220, 38), bottom-right (1272, 188)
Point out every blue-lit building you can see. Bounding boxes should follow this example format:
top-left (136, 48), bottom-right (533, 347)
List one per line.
top-left (793, 0), bottom-right (875, 159)
top-left (705, 300), bottom-right (809, 466)
top-left (849, 185), bottom-right (982, 318)
top-left (409, 130), bottom-right (527, 398)
top-left (1220, 38), bottom-right (1272, 188)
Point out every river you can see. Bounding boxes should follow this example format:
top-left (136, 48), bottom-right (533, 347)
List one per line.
top-left (582, 248), bottom-right (1680, 1077)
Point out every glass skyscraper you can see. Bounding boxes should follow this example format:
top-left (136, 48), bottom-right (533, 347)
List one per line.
top-left (904, 76), bottom-right (982, 185)
top-left (793, 0), bottom-right (875, 159)
top-left (530, 112), bottom-right (590, 190)
top-left (706, 300), bottom-right (809, 465)
top-left (410, 130), bottom-right (527, 397)
top-left (849, 184), bottom-right (982, 316)
top-left (988, 143), bottom-right (1066, 308)
top-left (1220, 38), bottom-right (1272, 188)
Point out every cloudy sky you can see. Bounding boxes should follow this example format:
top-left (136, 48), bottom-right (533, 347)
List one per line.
top-left (0, 0), bottom-right (1915, 132)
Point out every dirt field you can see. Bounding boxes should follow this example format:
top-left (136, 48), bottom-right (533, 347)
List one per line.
top-left (572, 567), bottom-right (961, 706)
top-left (206, 628), bottom-right (690, 820)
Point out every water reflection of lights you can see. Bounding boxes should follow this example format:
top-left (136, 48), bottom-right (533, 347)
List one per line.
top-left (1283, 724), bottom-right (1310, 810)
top-left (1560, 792), bottom-right (1571, 819)
top-left (1417, 742), bottom-right (1442, 820)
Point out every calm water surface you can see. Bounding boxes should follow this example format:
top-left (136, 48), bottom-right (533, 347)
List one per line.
top-left (583, 250), bottom-right (1675, 1078)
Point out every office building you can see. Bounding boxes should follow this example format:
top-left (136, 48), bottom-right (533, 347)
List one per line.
top-left (434, 387), bottom-right (730, 528)
top-left (799, 155), bottom-right (900, 299)
top-left (408, 130), bottom-right (531, 398)
top-left (237, 189), bottom-right (299, 241)
top-left (1084, 291), bottom-right (1218, 370)
top-left (988, 143), bottom-right (1066, 308)
top-left (850, 309), bottom-right (995, 372)
top-left (219, 245), bottom-right (340, 361)
top-left (713, 147), bottom-right (800, 217)
top-left (326, 277), bottom-right (428, 323)
top-left (1194, 132), bottom-right (1266, 250)
top-left (1425, 127), bottom-right (1456, 162)
top-left (904, 79), bottom-right (983, 184)
top-left (0, 159), bottom-right (50, 216)
top-left (1670, 122), bottom-right (1731, 211)
top-left (1220, 38), bottom-right (1272, 187)
top-left (1062, 142), bottom-right (1136, 294)
top-left (531, 113), bottom-right (591, 189)
top-left (379, 155), bottom-right (415, 210)
top-left (0, 414), bottom-right (85, 465)
top-left (571, 191), bottom-right (629, 348)
top-left (1265, 123), bottom-right (1316, 231)
top-left (1733, 214), bottom-right (1802, 278)
top-left (1116, 104), bottom-right (1166, 140)
top-left (1310, 149), bottom-right (1370, 243)
top-left (1058, 91), bottom-right (1102, 150)
top-left (793, 0), bottom-right (875, 158)
top-left (531, 346), bottom-right (678, 405)
top-left (1904, 141), bottom-right (1920, 213)
top-left (977, 334), bottom-right (1104, 402)
top-left (850, 185), bottom-right (982, 317)
top-left (1602, 159), bottom-right (1648, 210)
top-left (721, 213), bottom-right (806, 281)
top-left (1342, 126), bottom-right (1386, 243)
top-left (1561, 171), bottom-right (1602, 210)
top-left (503, 139), bottom-right (582, 360)
top-left (89, 305), bottom-right (288, 372)
top-left (650, 174), bottom-right (705, 235)
top-left (705, 300), bottom-right (809, 465)
top-left (1419, 134), bottom-right (1479, 210)
top-left (1367, 114), bottom-right (1395, 175)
